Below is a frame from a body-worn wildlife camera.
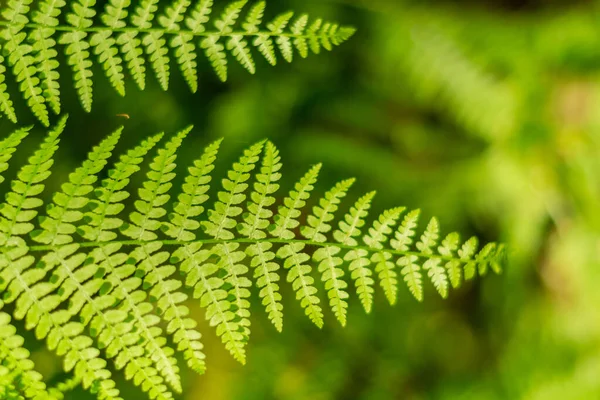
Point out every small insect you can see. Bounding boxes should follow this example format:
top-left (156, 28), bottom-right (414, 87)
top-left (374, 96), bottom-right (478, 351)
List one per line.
top-left (116, 113), bottom-right (130, 119)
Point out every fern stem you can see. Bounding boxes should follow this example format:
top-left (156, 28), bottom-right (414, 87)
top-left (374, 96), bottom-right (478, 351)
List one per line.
top-left (21, 238), bottom-right (478, 264)
top-left (0, 22), bottom-right (332, 38)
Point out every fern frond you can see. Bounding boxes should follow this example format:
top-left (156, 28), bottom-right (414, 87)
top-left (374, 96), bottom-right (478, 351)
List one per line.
top-left (48, 375), bottom-right (80, 399)
top-left (241, 141), bottom-right (283, 331)
top-left (268, 12), bottom-right (294, 63)
top-left (0, 127), bottom-right (29, 184)
top-left (242, 1), bottom-right (264, 34)
top-left (0, 309), bottom-right (51, 399)
top-left (438, 232), bottom-right (461, 288)
top-left (1, 0), bottom-right (48, 125)
top-left (390, 22), bottom-right (516, 140)
top-left (304, 179), bottom-right (355, 326)
top-left (0, 0), bottom-right (355, 125)
top-left (199, 140), bottom-right (263, 362)
top-left (29, 127), bottom-right (175, 399)
top-left (417, 217), bottom-right (448, 298)
top-left (60, 0), bottom-right (96, 112)
top-left (92, 0), bottom-right (129, 97)
top-left (163, 138), bottom-right (220, 374)
top-left (365, 207), bottom-right (405, 305)
top-left (30, 0), bottom-right (66, 115)
top-left (81, 132), bottom-right (175, 400)
top-left (274, 164), bottom-right (323, 327)
top-left (0, 120), bottom-right (505, 400)
top-left (121, 128), bottom-right (194, 394)
top-left (0, 117), bottom-right (122, 400)
top-left (459, 236), bottom-right (479, 280)
top-left (334, 191), bottom-right (375, 315)
top-left (393, 209), bottom-right (423, 302)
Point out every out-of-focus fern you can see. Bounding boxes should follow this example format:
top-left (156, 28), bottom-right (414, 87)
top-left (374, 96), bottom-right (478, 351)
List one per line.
top-left (0, 303), bottom-right (51, 400)
top-left (373, 8), bottom-right (518, 141)
top-left (0, 118), bottom-right (505, 400)
top-left (0, 0), bottom-right (355, 126)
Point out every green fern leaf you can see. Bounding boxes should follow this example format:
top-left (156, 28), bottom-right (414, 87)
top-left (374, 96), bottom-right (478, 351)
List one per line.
top-left (164, 139), bottom-right (221, 373)
top-left (30, 0), bottom-right (66, 115)
top-left (438, 232), bottom-right (461, 288)
top-left (201, 0), bottom-right (246, 81)
top-left (185, 0), bottom-right (213, 33)
top-left (459, 236), bottom-right (479, 280)
top-left (227, 35), bottom-right (255, 74)
top-left (91, 0), bottom-right (130, 97)
top-left (417, 218), bottom-right (448, 298)
top-left (143, 0), bottom-right (193, 92)
top-left (0, 120), bottom-right (505, 400)
top-left (253, 34), bottom-right (277, 66)
top-left (117, 0), bottom-right (156, 91)
top-left (305, 179), bottom-right (354, 325)
top-left (0, 116), bottom-right (64, 241)
top-left (242, 1), bottom-right (264, 33)
top-left (30, 125), bottom-right (175, 399)
top-left (291, 14), bottom-right (309, 58)
top-left (165, 1), bottom-right (195, 92)
top-left (0, 117), bottom-right (122, 400)
top-left (335, 191), bottom-right (376, 314)
top-left (274, 164), bottom-right (323, 327)
top-left (476, 242), bottom-right (504, 276)
top-left (393, 209), bottom-right (423, 301)
top-left (1, 0), bottom-right (48, 125)
top-left (364, 207), bottom-right (405, 305)
top-left (0, 311), bottom-right (51, 399)
top-left (32, 127), bottom-right (120, 246)
top-left (216, 0), bottom-right (247, 33)
top-left (171, 33), bottom-right (198, 92)
top-left (202, 140), bottom-right (263, 361)
top-left (320, 23), bottom-right (333, 51)
top-left (142, 31), bottom-right (171, 91)
top-left (167, 140), bottom-right (243, 367)
top-left (201, 35), bottom-right (228, 82)
top-left (0, 55), bottom-right (16, 123)
top-left (241, 141), bottom-right (283, 331)
top-left (61, 0), bottom-right (96, 112)
top-left (165, 138), bottom-right (220, 242)
top-left (121, 129), bottom-right (197, 393)
top-left (80, 132), bottom-right (175, 400)
top-left (101, 0), bottom-right (129, 28)
top-left (48, 375), bottom-right (80, 399)
top-left (0, 127), bottom-right (29, 184)
top-left (159, 0), bottom-right (191, 30)
top-left (0, 0), bottom-right (354, 124)
top-left (269, 12), bottom-right (294, 63)
top-left (132, 0), bottom-right (158, 29)
top-left (204, 140), bottom-right (263, 239)
top-left (307, 18), bottom-right (323, 54)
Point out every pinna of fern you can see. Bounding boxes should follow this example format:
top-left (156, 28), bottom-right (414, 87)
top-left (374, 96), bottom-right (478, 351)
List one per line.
top-left (0, 117), bottom-right (505, 400)
top-left (0, 302), bottom-right (52, 400)
top-left (0, 0), bottom-right (355, 126)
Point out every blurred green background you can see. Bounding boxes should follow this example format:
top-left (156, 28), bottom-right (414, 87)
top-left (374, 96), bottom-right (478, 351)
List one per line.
top-left (2, 0), bottom-right (600, 399)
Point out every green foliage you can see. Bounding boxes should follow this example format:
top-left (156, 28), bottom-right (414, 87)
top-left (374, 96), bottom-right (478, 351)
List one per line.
top-left (0, 305), bottom-right (50, 400)
top-left (0, 0), bottom-right (355, 126)
top-left (275, 2), bottom-right (599, 398)
top-left (0, 119), bottom-right (504, 400)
